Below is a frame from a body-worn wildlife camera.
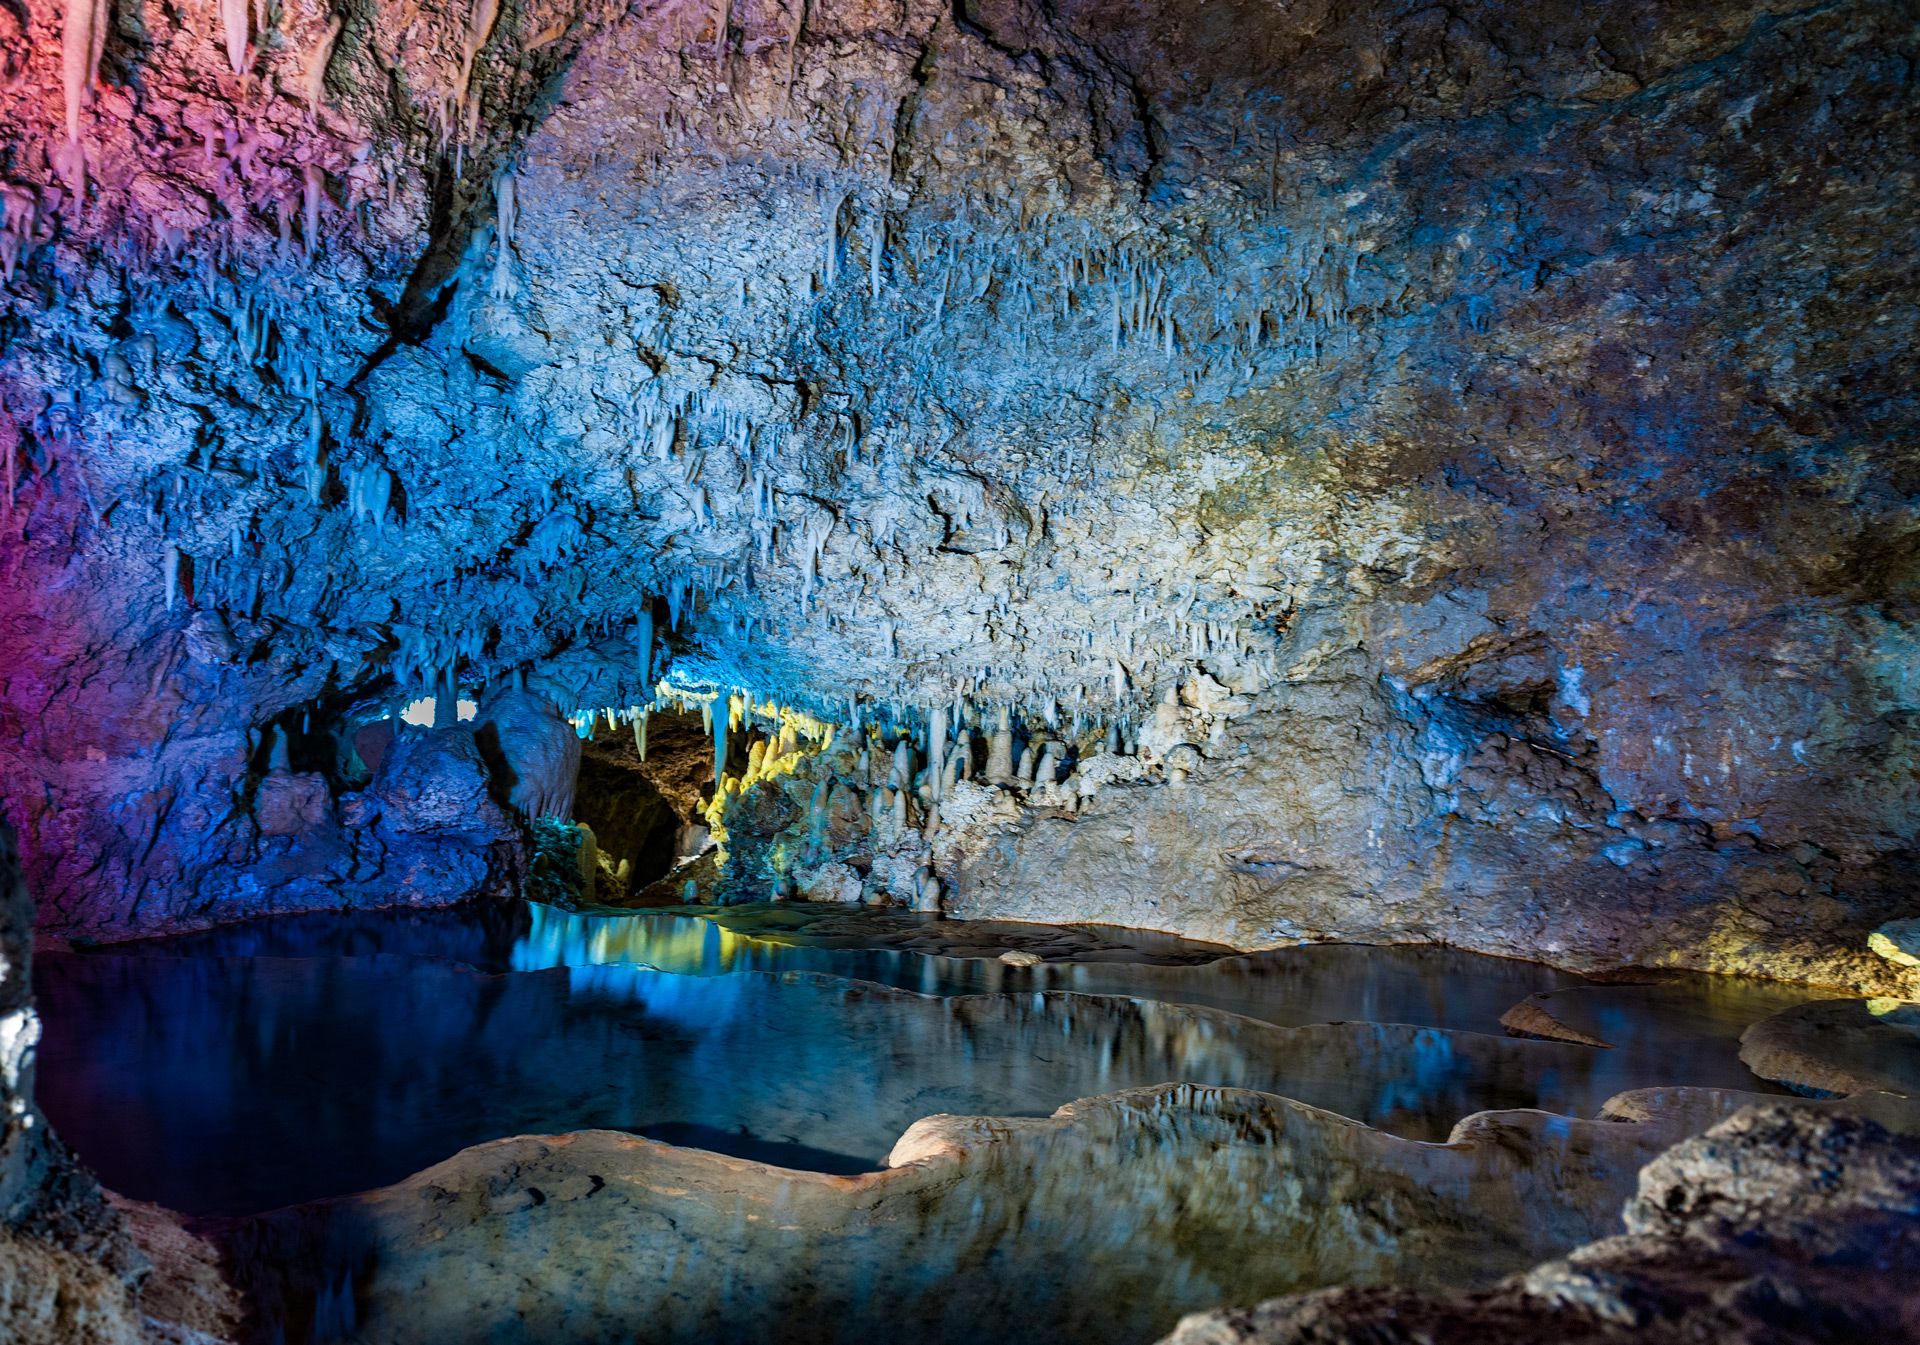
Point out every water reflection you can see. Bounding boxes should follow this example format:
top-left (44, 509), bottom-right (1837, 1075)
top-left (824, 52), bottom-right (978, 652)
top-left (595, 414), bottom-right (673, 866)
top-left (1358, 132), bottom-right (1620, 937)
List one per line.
top-left (508, 903), bottom-right (1586, 1030)
top-left (33, 900), bottom-right (1822, 1218)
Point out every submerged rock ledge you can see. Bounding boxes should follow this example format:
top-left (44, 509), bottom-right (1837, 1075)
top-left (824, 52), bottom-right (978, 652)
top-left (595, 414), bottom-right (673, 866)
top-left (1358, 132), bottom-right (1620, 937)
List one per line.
top-left (212, 1080), bottom-right (1917, 1345)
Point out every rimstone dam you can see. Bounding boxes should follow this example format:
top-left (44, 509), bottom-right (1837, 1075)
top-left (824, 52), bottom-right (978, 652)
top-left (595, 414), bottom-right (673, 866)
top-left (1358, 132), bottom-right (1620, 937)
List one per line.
top-left (0, 0), bottom-right (1918, 1341)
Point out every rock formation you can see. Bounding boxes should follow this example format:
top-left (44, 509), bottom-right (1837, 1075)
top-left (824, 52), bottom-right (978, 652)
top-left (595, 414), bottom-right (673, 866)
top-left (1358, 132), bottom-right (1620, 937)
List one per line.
top-left (1739, 997), bottom-right (1920, 1097)
top-left (220, 1083), bottom-right (1696, 1344)
top-left (0, 0), bottom-right (1909, 994)
top-left (0, 821), bottom-right (236, 1344)
top-left (1158, 1103), bottom-right (1920, 1345)
top-left (0, 0), bottom-right (1916, 1337)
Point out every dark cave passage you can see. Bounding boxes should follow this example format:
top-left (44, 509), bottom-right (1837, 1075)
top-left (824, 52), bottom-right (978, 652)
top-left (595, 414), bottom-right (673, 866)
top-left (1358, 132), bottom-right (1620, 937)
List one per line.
top-left (571, 708), bottom-right (712, 894)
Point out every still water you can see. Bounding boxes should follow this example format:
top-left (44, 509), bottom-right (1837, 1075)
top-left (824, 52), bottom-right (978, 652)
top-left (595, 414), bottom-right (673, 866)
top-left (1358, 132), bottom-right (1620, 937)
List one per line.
top-left (34, 900), bottom-right (1822, 1216)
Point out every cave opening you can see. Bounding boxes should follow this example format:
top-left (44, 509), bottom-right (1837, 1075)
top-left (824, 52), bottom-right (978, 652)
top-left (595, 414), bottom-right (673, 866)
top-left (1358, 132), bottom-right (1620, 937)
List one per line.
top-left (570, 707), bottom-right (713, 897)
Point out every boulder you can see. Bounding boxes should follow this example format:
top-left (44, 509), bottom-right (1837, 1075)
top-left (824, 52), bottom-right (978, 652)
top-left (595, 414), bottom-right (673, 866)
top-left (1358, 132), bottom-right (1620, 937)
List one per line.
top-left (1159, 1104), bottom-right (1920, 1345)
top-left (474, 690), bottom-right (580, 822)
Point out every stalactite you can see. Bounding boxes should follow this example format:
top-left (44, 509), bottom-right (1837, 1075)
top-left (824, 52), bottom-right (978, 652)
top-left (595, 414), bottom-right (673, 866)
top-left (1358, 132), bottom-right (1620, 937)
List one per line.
top-left (302, 166), bottom-right (326, 259)
top-left (0, 185), bottom-right (45, 282)
top-left (303, 401), bottom-right (327, 503)
top-left (635, 605), bottom-right (655, 696)
top-left (221, 0), bottom-right (250, 75)
top-left (822, 190), bottom-right (846, 287)
top-left (783, 0), bottom-right (806, 97)
top-left (58, 0), bottom-right (106, 192)
top-left (346, 463), bottom-right (393, 531)
top-left (60, 0), bottom-right (99, 148)
top-left (304, 15), bottom-right (343, 114)
top-left (458, 0), bottom-right (501, 117)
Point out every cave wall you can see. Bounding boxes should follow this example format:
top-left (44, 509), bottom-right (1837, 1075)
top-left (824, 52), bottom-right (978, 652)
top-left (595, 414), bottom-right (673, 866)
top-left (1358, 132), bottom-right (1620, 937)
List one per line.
top-left (0, 822), bottom-right (151, 1342)
top-left (0, 0), bottom-right (1915, 979)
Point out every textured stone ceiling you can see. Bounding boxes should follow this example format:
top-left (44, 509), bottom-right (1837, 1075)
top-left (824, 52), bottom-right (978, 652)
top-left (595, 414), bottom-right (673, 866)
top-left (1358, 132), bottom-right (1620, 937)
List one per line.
top-left (0, 0), bottom-right (1914, 989)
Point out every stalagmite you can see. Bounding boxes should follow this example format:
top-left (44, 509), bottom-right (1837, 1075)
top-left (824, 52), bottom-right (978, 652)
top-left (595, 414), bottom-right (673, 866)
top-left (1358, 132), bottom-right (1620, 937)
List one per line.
top-left (491, 175), bottom-right (518, 300)
top-left (911, 864), bottom-right (941, 913)
top-left (1036, 740), bottom-right (1062, 786)
top-left (577, 823), bottom-right (599, 901)
top-left (265, 724), bottom-right (291, 772)
top-left (987, 705), bottom-right (1015, 785)
top-left (927, 704), bottom-right (947, 802)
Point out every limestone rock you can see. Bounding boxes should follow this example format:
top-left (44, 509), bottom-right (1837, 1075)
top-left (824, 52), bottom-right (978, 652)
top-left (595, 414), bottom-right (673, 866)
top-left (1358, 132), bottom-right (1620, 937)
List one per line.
top-left (226, 1084), bottom-right (1700, 1344)
top-left (1158, 1104), bottom-right (1920, 1345)
top-left (0, 0), bottom-right (1909, 997)
top-left (252, 772), bottom-right (331, 838)
top-left (1739, 999), bottom-right (1920, 1098)
top-left (1871, 918), bottom-right (1920, 970)
top-left (794, 861), bottom-right (863, 905)
top-left (1500, 995), bottom-right (1615, 1049)
top-left (475, 690), bottom-right (581, 824)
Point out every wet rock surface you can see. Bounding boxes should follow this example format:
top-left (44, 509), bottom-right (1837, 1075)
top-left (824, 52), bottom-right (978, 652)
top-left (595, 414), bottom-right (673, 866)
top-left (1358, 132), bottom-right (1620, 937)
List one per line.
top-left (1159, 1102), bottom-right (1920, 1345)
top-left (1738, 998), bottom-right (1920, 1098)
top-left (0, 822), bottom-right (237, 1343)
top-left (219, 1085), bottom-right (1693, 1345)
top-left (0, 820), bottom-right (143, 1343)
